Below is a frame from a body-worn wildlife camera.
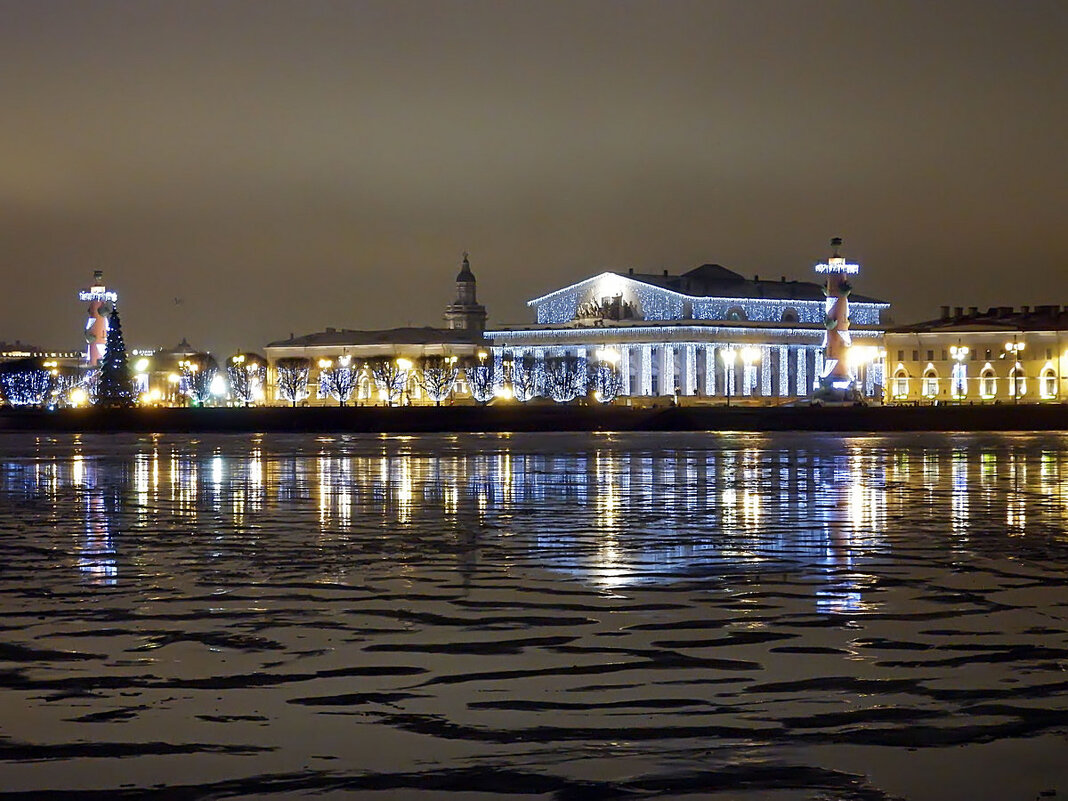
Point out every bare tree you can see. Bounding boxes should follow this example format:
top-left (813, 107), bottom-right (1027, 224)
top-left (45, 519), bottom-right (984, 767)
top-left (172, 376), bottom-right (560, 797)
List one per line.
top-left (509, 356), bottom-right (540, 402)
top-left (275, 357), bottom-right (310, 407)
top-left (370, 359), bottom-right (406, 406)
top-left (591, 363), bottom-right (623, 403)
top-left (465, 363), bottom-right (495, 404)
top-left (227, 354), bottom-right (266, 406)
top-left (317, 360), bottom-right (357, 406)
top-left (544, 356), bottom-right (587, 403)
top-left (0, 360), bottom-right (55, 407)
top-left (419, 357), bottom-right (458, 406)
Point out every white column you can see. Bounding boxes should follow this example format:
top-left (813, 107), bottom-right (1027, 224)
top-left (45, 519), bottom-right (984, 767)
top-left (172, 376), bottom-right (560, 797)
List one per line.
top-left (778, 345), bottom-right (790, 397)
top-left (681, 344), bottom-right (697, 395)
top-left (639, 344), bottom-right (653, 395)
top-left (796, 347), bottom-right (807, 396)
top-left (619, 346), bottom-right (632, 397)
top-left (660, 344), bottom-right (676, 396)
top-left (760, 345), bottom-right (772, 397)
top-left (704, 345), bottom-right (716, 395)
top-left (576, 346), bottom-right (588, 394)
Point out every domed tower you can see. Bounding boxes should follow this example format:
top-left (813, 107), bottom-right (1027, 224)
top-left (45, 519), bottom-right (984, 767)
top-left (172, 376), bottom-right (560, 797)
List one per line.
top-left (443, 252), bottom-right (487, 331)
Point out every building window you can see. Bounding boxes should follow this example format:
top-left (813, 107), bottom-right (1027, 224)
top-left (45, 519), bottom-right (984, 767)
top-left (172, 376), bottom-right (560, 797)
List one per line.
top-left (781, 307), bottom-right (799, 323)
top-left (922, 368), bottom-right (939, 399)
top-left (725, 306), bottom-right (747, 321)
top-left (985, 349), bottom-right (991, 359)
top-left (893, 369), bottom-right (910, 399)
top-left (1041, 368), bottom-right (1057, 399)
top-left (926, 350), bottom-right (934, 361)
top-left (980, 368), bottom-right (997, 398)
top-left (941, 349), bottom-right (947, 361)
top-left (897, 350), bottom-right (904, 362)
top-left (912, 350), bottom-right (919, 361)
top-left (971, 349), bottom-right (977, 360)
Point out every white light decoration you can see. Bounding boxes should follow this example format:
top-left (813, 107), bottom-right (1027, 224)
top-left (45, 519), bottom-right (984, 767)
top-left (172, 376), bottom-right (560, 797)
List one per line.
top-left (527, 272), bottom-right (886, 326)
top-left (760, 345), bottom-right (772, 397)
top-left (682, 344), bottom-right (697, 395)
top-left (814, 257), bottom-right (860, 274)
top-left (618, 346), bottom-right (631, 396)
top-left (78, 289), bottom-right (119, 303)
top-left (486, 324), bottom-right (882, 343)
top-left (704, 345), bottom-right (716, 395)
top-left (778, 346), bottom-right (790, 396)
top-left (639, 344), bottom-right (653, 395)
top-left (660, 345), bottom-right (675, 396)
top-left (796, 348), bottom-right (807, 395)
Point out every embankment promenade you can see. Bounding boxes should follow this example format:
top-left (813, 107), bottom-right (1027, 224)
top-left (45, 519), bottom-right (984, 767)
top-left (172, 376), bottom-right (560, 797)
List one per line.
top-left (2, 403), bottom-right (1067, 434)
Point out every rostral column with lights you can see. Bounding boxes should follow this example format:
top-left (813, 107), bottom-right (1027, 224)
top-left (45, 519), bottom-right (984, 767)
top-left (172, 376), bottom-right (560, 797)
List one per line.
top-left (813, 237), bottom-right (863, 403)
top-left (79, 270), bottom-right (117, 367)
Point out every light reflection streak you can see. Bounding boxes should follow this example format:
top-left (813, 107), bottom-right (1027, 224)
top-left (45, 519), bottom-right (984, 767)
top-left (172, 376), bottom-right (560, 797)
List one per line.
top-left (4, 435), bottom-right (1068, 607)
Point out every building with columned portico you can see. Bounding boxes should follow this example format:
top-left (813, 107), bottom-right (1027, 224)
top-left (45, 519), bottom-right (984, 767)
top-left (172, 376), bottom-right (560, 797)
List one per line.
top-left (484, 246), bottom-right (891, 404)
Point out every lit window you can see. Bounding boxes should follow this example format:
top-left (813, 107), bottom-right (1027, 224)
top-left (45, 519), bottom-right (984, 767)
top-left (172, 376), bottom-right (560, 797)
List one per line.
top-left (893, 369), bottom-right (910, 399)
top-left (1008, 367), bottom-right (1027, 398)
top-left (980, 368), bottom-right (997, 399)
top-left (922, 369), bottom-right (939, 399)
top-left (1041, 368), bottom-right (1057, 399)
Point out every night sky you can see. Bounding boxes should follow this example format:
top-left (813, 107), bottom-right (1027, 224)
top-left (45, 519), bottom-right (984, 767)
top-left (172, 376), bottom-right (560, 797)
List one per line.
top-left (2, 1), bottom-right (1065, 356)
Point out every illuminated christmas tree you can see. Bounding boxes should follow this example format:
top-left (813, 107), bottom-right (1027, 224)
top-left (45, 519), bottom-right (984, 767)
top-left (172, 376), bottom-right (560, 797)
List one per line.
top-left (95, 308), bottom-right (134, 408)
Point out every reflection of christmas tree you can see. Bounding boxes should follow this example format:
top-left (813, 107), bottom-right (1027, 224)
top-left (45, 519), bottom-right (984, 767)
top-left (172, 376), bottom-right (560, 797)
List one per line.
top-left (95, 308), bottom-right (134, 408)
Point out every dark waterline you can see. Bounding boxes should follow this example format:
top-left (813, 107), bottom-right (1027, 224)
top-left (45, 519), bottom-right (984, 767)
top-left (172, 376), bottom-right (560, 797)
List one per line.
top-left (0, 431), bottom-right (1066, 800)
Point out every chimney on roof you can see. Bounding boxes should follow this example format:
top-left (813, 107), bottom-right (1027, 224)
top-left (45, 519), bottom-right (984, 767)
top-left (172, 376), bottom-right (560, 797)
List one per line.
top-left (754, 274), bottom-right (759, 282)
top-left (1021, 305), bottom-right (1030, 314)
top-left (662, 269), bottom-right (668, 277)
top-left (628, 268), bottom-right (633, 275)
top-left (968, 306), bottom-right (979, 316)
top-left (781, 275), bottom-right (786, 282)
top-left (326, 326), bottom-right (336, 333)
top-left (940, 305), bottom-right (950, 320)
top-left (953, 306), bottom-right (963, 318)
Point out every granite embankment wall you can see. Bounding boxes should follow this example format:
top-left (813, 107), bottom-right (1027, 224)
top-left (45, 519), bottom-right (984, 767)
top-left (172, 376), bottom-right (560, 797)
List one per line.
top-left (2, 404), bottom-right (1067, 433)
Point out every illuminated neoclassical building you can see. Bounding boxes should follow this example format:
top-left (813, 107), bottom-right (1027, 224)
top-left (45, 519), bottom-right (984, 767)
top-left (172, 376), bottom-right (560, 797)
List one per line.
top-left (484, 244), bottom-right (890, 404)
top-left (885, 305), bottom-right (1068, 403)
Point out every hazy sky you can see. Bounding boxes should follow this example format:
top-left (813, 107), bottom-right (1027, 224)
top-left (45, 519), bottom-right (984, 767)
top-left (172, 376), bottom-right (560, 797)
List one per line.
top-left (2, 1), bottom-right (1065, 355)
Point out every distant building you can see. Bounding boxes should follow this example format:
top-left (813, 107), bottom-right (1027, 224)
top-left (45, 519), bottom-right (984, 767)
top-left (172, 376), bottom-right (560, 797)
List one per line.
top-left (263, 255), bottom-right (490, 405)
top-left (484, 246), bottom-right (891, 404)
top-left (885, 305), bottom-right (1068, 403)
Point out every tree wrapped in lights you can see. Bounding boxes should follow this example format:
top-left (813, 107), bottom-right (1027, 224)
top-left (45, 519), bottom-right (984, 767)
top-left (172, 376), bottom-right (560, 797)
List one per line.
top-left (465, 363), bottom-right (496, 404)
top-left (543, 356), bottom-right (587, 403)
top-left (0, 359), bottom-right (55, 407)
top-left (370, 358), bottom-right (406, 406)
top-left (317, 357), bottom-right (357, 406)
top-left (95, 308), bottom-right (135, 408)
top-left (227, 353), bottom-right (266, 406)
top-left (275, 357), bottom-right (310, 407)
top-left (509, 356), bottom-right (541, 402)
top-left (591, 363), bottom-right (623, 403)
top-left (177, 354), bottom-right (217, 406)
top-left (418, 357), bottom-right (458, 406)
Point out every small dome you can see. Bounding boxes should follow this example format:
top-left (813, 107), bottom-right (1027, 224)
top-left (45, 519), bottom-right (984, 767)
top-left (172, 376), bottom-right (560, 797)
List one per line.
top-left (456, 252), bottom-right (475, 283)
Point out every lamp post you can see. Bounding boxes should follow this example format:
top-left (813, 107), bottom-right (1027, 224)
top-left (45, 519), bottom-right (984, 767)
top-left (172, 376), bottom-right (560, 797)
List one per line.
top-left (1004, 339), bottom-right (1025, 404)
top-left (721, 348), bottom-right (736, 406)
top-left (950, 344), bottom-right (969, 400)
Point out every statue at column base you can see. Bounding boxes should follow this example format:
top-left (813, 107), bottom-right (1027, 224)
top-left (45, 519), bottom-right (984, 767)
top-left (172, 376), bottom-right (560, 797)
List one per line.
top-left (812, 375), bottom-right (866, 405)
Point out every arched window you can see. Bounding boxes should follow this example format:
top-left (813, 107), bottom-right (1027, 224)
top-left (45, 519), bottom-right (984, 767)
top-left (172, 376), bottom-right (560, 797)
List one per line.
top-left (892, 368), bottom-right (910, 399)
top-left (979, 366), bottom-right (997, 399)
top-left (922, 367), bottom-right (939, 399)
top-left (725, 306), bottom-right (747, 321)
top-left (1008, 366), bottom-right (1027, 399)
top-left (781, 307), bottom-right (800, 323)
top-left (1041, 367), bottom-right (1057, 399)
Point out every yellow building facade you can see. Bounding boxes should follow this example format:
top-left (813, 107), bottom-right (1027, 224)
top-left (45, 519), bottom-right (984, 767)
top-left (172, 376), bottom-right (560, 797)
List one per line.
top-left (885, 306), bottom-right (1068, 403)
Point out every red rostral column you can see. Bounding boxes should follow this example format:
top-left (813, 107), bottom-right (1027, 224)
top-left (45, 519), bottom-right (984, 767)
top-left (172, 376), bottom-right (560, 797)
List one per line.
top-left (813, 237), bottom-right (861, 401)
top-left (79, 270), bottom-right (117, 366)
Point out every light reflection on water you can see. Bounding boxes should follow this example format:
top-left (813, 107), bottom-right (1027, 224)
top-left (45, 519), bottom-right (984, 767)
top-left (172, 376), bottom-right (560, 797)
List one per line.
top-left (0, 431), bottom-right (1067, 800)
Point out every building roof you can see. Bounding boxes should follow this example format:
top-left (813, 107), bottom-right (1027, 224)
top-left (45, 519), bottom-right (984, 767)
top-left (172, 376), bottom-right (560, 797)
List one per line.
top-left (890, 305), bottom-right (1068, 333)
top-left (266, 326), bottom-right (488, 349)
top-left (624, 264), bottom-right (887, 304)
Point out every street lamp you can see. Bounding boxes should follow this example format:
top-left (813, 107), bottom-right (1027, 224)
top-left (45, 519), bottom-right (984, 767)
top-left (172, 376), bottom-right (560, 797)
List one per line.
top-left (950, 344), bottom-right (969, 399)
top-left (1004, 339), bottom-right (1025, 403)
top-left (721, 348), bottom-right (736, 406)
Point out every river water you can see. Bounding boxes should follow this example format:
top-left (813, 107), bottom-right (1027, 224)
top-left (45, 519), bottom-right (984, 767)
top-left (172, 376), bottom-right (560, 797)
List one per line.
top-left (0, 431), bottom-right (1066, 800)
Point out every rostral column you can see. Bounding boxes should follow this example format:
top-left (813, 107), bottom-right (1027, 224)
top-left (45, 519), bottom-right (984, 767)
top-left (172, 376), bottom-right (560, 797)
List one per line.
top-left (79, 270), bottom-right (117, 366)
top-left (813, 237), bottom-right (862, 401)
